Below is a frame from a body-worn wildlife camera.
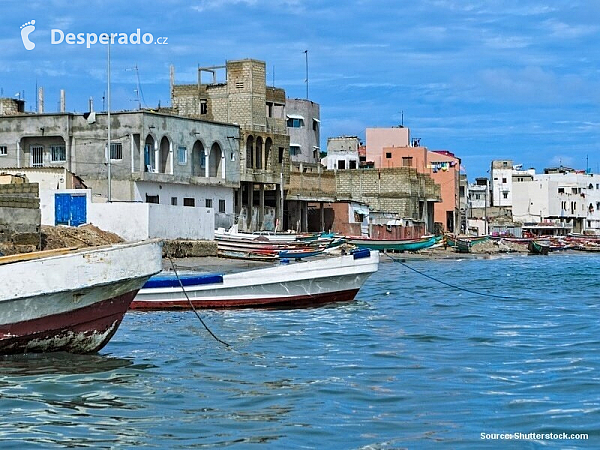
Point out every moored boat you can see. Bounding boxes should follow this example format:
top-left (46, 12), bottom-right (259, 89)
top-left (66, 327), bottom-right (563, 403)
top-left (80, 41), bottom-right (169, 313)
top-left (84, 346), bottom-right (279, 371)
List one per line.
top-left (346, 235), bottom-right (438, 252)
top-left (0, 240), bottom-right (163, 355)
top-left (131, 249), bottom-right (379, 310)
top-left (528, 240), bottom-right (550, 255)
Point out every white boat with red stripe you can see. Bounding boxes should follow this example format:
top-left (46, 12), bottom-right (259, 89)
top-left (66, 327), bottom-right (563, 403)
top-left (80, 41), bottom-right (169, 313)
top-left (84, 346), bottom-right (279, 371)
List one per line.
top-left (131, 248), bottom-right (379, 310)
top-left (0, 240), bottom-right (163, 354)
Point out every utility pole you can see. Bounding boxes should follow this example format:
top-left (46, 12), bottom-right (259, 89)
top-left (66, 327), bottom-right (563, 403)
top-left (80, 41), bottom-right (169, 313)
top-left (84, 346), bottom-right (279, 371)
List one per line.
top-left (304, 50), bottom-right (309, 99)
top-left (107, 40), bottom-right (112, 202)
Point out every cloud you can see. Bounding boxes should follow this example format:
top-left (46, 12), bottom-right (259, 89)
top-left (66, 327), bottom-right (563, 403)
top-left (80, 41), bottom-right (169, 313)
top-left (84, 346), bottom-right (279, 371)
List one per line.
top-left (541, 18), bottom-right (599, 39)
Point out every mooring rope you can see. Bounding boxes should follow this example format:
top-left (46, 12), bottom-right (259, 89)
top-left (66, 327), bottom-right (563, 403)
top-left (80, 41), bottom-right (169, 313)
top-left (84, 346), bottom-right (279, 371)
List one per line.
top-left (168, 257), bottom-right (230, 347)
top-left (383, 252), bottom-right (515, 299)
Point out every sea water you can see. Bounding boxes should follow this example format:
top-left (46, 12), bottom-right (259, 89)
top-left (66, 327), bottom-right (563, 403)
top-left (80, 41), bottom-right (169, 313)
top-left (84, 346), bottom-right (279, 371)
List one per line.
top-left (0, 253), bottom-right (598, 449)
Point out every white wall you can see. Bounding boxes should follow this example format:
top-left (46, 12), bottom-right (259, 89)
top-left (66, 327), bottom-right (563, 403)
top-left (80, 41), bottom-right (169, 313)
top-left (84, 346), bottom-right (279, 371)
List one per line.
top-left (88, 202), bottom-right (214, 241)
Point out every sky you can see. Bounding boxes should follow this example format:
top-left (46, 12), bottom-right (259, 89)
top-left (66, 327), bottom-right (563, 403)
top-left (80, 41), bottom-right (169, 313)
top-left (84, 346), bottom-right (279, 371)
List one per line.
top-left (1, 0), bottom-right (599, 179)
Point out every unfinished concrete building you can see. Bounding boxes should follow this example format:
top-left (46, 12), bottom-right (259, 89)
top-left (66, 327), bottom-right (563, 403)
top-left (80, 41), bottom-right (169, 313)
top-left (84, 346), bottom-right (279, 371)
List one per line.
top-left (171, 59), bottom-right (289, 231)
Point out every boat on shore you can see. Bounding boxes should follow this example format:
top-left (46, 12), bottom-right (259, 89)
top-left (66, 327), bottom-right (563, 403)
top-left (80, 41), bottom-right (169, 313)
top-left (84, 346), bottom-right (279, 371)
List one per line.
top-left (131, 249), bottom-right (379, 310)
top-left (528, 240), bottom-right (550, 255)
top-left (346, 235), bottom-right (438, 252)
top-left (0, 240), bottom-right (163, 355)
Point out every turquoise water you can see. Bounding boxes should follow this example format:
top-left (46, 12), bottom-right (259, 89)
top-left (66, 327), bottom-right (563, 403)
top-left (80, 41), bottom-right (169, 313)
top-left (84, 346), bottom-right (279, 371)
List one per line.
top-left (0, 253), bottom-right (598, 448)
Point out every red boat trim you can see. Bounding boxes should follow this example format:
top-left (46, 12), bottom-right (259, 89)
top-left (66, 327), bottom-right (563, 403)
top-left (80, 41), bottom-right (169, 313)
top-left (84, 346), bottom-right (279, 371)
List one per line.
top-left (130, 288), bottom-right (360, 310)
top-left (0, 290), bottom-right (139, 354)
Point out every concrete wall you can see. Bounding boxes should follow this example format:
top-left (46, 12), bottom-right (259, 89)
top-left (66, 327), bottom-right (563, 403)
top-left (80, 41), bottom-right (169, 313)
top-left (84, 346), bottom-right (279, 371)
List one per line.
top-left (0, 182), bottom-right (41, 251)
top-left (88, 202), bottom-right (215, 241)
top-left (336, 168), bottom-right (440, 219)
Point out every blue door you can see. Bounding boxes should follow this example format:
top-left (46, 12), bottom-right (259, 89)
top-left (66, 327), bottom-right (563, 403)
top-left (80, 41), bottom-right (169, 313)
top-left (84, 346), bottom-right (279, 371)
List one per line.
top-left (55, 193), bottom-right (87, 226)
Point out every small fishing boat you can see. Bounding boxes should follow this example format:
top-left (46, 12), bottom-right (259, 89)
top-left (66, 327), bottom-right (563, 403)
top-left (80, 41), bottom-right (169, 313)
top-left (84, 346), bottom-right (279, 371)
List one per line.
top-left (455, 238), bottom-right (472, 253)
top-left (0, 240), bottom-right (163, 354)
top-left (528, 240), bottom-right (550, 255)
top-left (131, 249), bottom-right (379, 310)
top-left (346, 235), bottom-right (438, 252)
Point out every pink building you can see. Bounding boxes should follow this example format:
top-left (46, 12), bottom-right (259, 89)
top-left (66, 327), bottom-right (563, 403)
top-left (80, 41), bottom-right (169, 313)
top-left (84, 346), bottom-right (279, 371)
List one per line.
top-left (366, 127), bottom-right (460, 232)
top-left (365, 127), bottom-right (409, 168)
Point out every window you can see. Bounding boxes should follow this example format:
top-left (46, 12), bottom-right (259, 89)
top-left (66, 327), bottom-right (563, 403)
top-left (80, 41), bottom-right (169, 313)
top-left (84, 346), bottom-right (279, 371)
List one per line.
top-left (205, 198), bottom-right (213, 208)
top-left (402, 157), bottom-right (413, 167)
top-left (50, 145), bottom-right (66, 162)
top-left (290, 145), bottom-right (301, 156)
top-left (337, 160), bottom-right (346, 170)
top-left (31, 145), bottom-right (44, 167)
top-left (558, 188), bottom-right (565, 194)
top-left (178, 146), bottom-right (187, 165)
top-left (572, 188), bottom-right (578, 194)
top-left (183, 197), bottom-right (195, 207)
top-left (503, 192), bottom-right (508, 199)
top-left (200, 152), bottom-right (206, 169)
top-left (502, 177), bottom-right (507, 183)
top-left (200, 100), bottom-right (207, 115)
top-left (278, 147), bottom-right (284, 163)
top-left (502, 161), bottom-right (508, 168)
top-left (286, 118), bottom-right (304, 128)
top-left (110, 142), bottom-right (122, 160)
top-left (385, 152), bottom-right (392, 159)
top-left (561, 201), bottom-right (567, 210)
top-left (219, 199), bottom-right (226, 213)
top-left (349, 160), bottom-right (357, 169)
top-left (146, 194), bottom-right (159, 204)
top-left (312, 119), bottom-right (319, 131)
top-left (0, 146), bottom-right (7, 156)
top-left (171, 197), bottom-right (177, 206)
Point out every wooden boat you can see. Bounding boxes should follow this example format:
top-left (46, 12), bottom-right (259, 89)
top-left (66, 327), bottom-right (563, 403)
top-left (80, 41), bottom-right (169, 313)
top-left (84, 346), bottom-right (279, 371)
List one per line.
top-left (0, 240), bottom-right (163, 354)
top-left (215, 225), bottom-right (298, 243)
top-left (455, 238), bottom-right (472, 253)
top-left (131, 249), bottom-right (379, 310)
top-left (346, 235), bottom-right (438, 252)
top-left (528, 240), bottom-right (550, 255)
top-left (446, 235), bottom-right (489, 247)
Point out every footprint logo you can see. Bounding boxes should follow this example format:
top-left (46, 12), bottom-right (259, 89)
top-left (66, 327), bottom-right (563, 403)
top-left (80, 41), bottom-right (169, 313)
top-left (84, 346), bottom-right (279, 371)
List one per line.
top-left (20, 20), bottom-right (36, 50)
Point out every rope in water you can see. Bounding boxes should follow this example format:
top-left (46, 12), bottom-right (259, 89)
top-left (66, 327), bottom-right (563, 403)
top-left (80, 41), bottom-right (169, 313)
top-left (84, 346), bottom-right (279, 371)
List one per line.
top-left (168, 257), bottom-right (230, 347)
top-left (383, 252), bottom-right (515, 299)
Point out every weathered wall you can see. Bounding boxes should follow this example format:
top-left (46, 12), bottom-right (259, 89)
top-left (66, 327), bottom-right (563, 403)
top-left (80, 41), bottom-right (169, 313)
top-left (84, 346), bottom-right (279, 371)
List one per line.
top-left (336, 168), bottom-right (440, 219)
top-left (0, 182), bottom-right (41, 252)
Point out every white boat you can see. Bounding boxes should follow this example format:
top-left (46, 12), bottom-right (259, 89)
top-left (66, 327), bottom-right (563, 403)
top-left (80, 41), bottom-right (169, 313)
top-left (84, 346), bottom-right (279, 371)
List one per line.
top-left (215, 224), bottom-right (299, 243)
top-left (0, 240), bottom-right (163, 354)
top-left (131, 249), bottom-right (379, 310)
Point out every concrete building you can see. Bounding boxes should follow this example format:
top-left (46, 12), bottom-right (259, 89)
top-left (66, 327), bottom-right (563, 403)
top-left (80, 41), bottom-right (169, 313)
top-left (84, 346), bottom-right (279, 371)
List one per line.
top-left (324, 136), bottom-right (360, 170)
top-left (367, 129), bottom-right (460, 233)
top-left (490, 160), bottom-right (514, 207)
top-left (512, 168), bottom-right (600, 235)
top-left (334, 167), bottom-right (440, 233)
top-left (365, 126), bottom-right (410, 169)
top-left (0, 104), bottom-right (240, 237)
top-left (286, 98), bottom-right (320, 164)
top-left (171, 59), bottom-right (289, 231)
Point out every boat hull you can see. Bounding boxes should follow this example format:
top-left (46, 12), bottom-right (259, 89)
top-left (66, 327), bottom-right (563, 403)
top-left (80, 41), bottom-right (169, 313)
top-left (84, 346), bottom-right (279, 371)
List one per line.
top-left (347, 236), bottom-right (437, 252)
top-left (0, 240), bottom-right (163, 354)
top-left (132, 250), bottom-right (379, 310)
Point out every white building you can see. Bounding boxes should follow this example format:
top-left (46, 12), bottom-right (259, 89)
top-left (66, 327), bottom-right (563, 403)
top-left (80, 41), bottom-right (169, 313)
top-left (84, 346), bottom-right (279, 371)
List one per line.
top-left (512, 168), bottom-right (600, 234)
top-left (323, 136), bottom-right (360, 170)
top-left (490, 160), bottom-right (514, 207)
